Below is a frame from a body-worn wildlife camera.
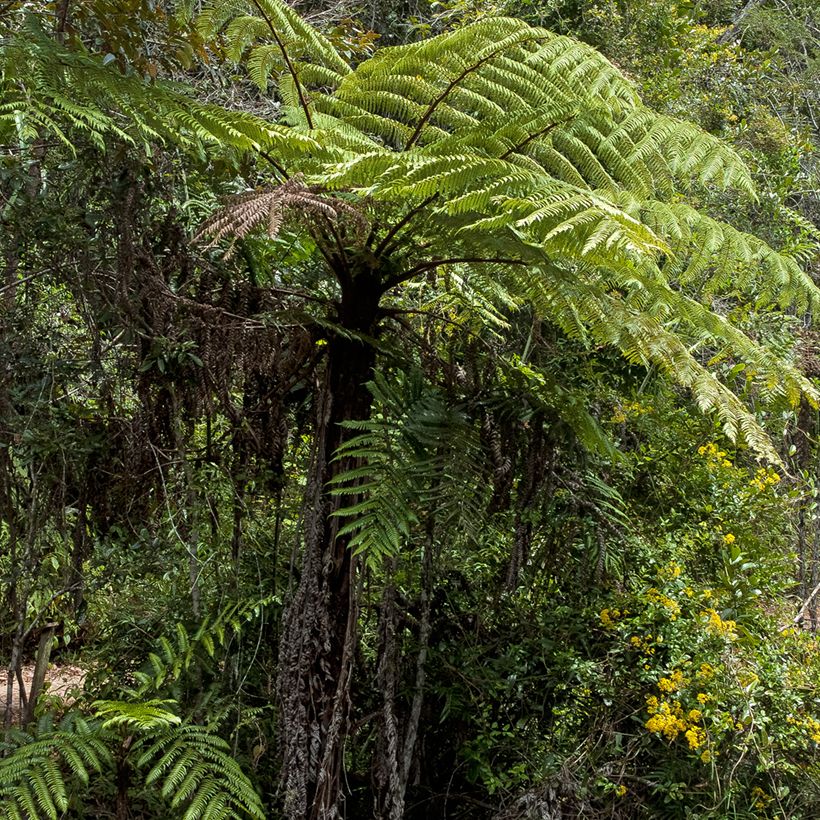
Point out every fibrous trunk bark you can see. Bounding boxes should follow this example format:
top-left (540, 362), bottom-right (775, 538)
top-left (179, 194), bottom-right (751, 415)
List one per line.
top-left (278, 269), bottom-right (381, 820)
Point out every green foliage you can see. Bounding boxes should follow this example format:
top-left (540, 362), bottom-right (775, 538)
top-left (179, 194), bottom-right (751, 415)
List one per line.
top-left (331, 372), bottom-right (486, 563)
top-left (0, 714), bottom-right (109, 820)
top-left (133, 598), bottom-right (274, 696)
top-left (4, 1), bottom-right (820, 818)
top-left (190, 1), bottom-right (820, 460)
top-left (0, 17), bottom-right (315, 155)
top-left (0, 702), bottom-right (264, 820)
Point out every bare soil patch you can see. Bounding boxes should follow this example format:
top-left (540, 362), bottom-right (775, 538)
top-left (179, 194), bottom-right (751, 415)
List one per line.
top-left (0, 664), bottom-right (87, 721)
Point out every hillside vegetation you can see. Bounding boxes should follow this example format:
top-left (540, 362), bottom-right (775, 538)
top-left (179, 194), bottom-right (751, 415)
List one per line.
top-left (2, 0), bottom-right (820, 817)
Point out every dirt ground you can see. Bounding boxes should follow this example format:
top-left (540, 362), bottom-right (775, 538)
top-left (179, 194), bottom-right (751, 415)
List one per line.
top-left (0, 664), bottom-right (86, 720)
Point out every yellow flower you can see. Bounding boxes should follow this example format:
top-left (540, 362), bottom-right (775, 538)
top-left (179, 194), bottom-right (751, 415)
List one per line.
top-left (723, 533), bottom-right (735, 545)
top-left (697, 692), bottom-right (710, 704)
top-left (750, 467), bottom-right (781, 492)
top-left (646, 588), bottom-right (681, 616)
top-left (600, 608), bottom-right (618, 628)
top-left (658, 670), bottom-right (685, 693)
top-left (685, 726), bottom-right (706, 749)
top-left (700, 749), bottom-right (713, 763)
top-left (701, 608), bottom-right (737, 639)
top-left (688, 709), bottom-right (702, 722)
top-left (614, 785), bottom-right (627, 797)
top-left (697, 663), bottom-right (715, 680)
top-left (659, 562), bottom-right (682, 580)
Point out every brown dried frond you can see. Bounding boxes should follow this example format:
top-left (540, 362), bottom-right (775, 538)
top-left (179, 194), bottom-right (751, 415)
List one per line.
top-left (193, 174), bottom-right (369, 256)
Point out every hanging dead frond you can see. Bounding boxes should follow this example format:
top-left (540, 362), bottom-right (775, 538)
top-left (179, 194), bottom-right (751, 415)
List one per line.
top-left (194, 174), bottom-right (369, 257)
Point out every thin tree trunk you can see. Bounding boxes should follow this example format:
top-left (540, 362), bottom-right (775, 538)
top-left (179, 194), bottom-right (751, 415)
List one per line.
top-left (23, 623), bottom-right (57, 725)
top-left (278, 269), bottom-right (382, 820)
top-left (401, 521), bottom-right (434, 790)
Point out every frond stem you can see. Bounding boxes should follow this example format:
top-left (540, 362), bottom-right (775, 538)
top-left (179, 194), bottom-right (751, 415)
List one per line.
top-left (250, 0), bottom-right (314, 130)
top-left (404, 35), bottom-right (544, 150)
top-left (257, 148), bottom-right (290, 180)
top-left (384, 256), bottom-right (526, 290)
top-left (499, 117), bottom-right (572, 159)
top-left (374, 195), bottom-right (438, 256)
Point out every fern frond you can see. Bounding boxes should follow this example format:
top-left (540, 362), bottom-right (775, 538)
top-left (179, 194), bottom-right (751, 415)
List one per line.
top-left (0, 717), bottom-right (111, 820)
top-left (331, 374), bottom-right (488, 563)
top-left (134, 724), bottom-right (265, 820)
top-left (194, 175), bottom-right (368, 255)
top-left (1, 19), bottom-right (319, 160)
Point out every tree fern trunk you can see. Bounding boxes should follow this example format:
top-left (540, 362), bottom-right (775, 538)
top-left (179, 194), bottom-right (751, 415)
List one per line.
top-left (278, 267), bottom-right (381, 820)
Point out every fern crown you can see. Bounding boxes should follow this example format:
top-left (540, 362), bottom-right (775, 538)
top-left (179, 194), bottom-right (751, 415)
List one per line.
top-left (5, 2), bottom-right (819, 459)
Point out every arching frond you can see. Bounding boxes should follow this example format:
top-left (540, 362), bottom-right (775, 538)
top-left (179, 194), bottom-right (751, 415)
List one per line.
top-left (331, 374), bottom-right (488, 564)
top-left (0, 19), bottom-right (319, 160)
top-left (0, 715), bottom-right (110, 820)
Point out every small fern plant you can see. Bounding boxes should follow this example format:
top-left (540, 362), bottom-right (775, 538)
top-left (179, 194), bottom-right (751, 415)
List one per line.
top-left (0, 700), bottom-right (265, 819)
top-left (0, 712), bottom-right (109, 820)
top-left (95, 700), bottom-right (266, 820)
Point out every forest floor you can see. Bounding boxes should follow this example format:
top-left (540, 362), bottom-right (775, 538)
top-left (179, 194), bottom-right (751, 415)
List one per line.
top-left (0, 664), bottom-right (86, 720)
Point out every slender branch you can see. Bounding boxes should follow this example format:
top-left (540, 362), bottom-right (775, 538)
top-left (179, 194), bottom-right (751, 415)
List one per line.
top-left (716, 0), bottom-right (765, 43)
top-left (383, 256), bottom-right (527, 290)
top-left (400, 519), bottom-right (434, 790)
top-left (404, 36), bottom-right (544, 150)
top-left (792, 578), bottom-right (820, 626)
top-left (250, 0), bottom-right (314, 129)
top-left (323, 216), bottom-right (350, 277)
top-left (0, 268), bottom-right (52, 296)
top-left (374, 195), bottom-right (438, 257)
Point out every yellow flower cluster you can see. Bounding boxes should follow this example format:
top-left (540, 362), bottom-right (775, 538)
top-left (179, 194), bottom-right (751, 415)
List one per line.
top-left (749, 467), bottom-right (781, 492)
top-left (788, 714), bottom-right (820, 743)
top-left (600, 608), bottom-right (621, 628)
top-left (657, 562), bottom-right (682, 580)
top-left (657, 670), bottom-right (686, 693)
top-left (645, 697), bottom-right (687, 740)
top-left (646, 587), bottom-right (681, 619)
top-left (645, 697), bottom-right (707, 749)
top-left (751, 786), bottom-right (771, 810)
top-left (614, 784), bottom-right (627, 797)
top-left (701, 609), bottom-right (737, 640)
top-left (685, 725), bottom-right (707, 750)
top-left (722, 533), bottom-right (735, 545)
top-left (697, 442), bottom-right (733, 469)
top-left (696, 662), bottom-right (715, 680)
top-left (629, 634), bottom-right (657, 655)
top-left (611, 400), bottom-right (652, 424)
